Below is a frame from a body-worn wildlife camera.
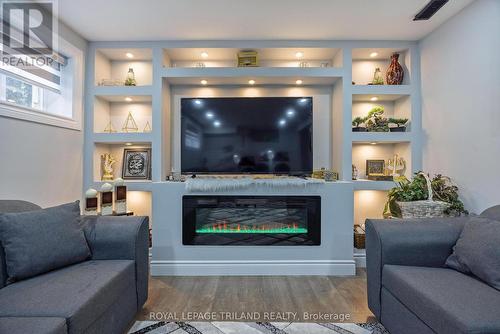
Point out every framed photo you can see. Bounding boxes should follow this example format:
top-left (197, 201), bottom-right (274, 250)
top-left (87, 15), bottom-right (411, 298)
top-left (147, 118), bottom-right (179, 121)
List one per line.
top-left (366, 159), bottom-right (385, 176)
top-left (122, 148), bottom-right (151, 180)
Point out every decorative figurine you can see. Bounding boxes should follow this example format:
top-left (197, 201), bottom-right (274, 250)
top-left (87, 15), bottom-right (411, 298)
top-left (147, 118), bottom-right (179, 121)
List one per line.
top-left (372, 67), bottom-right (384, 85)
top-left (101, 153), bottom-right (116, 181)
top-left (124, 68), bottom-right (136, 86)
top-left (122, 112), bottom-right (139, 133)
top-left (84, 188), bottom-right (98, 216)
top-left (143, 121), bottom-right (152, 133)
top-left (352, 165), bottom-right (359, 180)
top-left (387, 154), bottom-right (406, 176)
top-left (100, 182), bottom-right (113, 215)
top-left (114, 177), bottom-right (127, 214)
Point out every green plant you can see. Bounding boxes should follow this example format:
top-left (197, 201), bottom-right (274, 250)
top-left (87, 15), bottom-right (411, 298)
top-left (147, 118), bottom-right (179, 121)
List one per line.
top-left (383, 172), bottom-right (468, 218)
top-left (352, 116), bottom-right (366, 127)
top-left (365, 106), bottom-right (389, 132)
top-left (388, 118), bottom-right (408, 127)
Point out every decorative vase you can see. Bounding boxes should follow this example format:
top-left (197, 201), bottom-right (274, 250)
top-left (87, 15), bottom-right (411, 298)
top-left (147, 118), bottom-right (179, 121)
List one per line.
top-left (372, 68), bottom-right (384, 85)
top-left (124, 68), bottom-right (137, 86)
top-left (386, 53), bottom-right (404, 85)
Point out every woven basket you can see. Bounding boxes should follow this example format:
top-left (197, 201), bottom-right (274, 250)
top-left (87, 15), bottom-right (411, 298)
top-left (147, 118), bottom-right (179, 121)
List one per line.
top-left (396, 173), bottom-right (450, 219)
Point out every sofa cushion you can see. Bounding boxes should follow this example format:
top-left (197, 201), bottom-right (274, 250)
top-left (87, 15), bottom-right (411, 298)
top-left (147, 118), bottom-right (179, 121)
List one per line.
top-left (382, 265), bottom-right (500, 334)
top-left (0, 260), bottom-right (135, 334)
top-left (0, 201), bottom-right (90, 283)
top-left (446, 217), bottom-right (500, 290)
top-left (0, 317), bottom-right (67, 334)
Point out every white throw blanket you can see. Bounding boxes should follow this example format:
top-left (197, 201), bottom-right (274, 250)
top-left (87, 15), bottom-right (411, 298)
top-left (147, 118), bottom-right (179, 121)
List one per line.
top-left (185, 176), bottom-right (325, 192)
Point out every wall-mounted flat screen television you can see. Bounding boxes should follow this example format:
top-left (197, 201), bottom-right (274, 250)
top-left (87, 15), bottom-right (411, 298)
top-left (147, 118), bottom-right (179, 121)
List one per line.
top-left (181, 97), bottom-right (313, 175)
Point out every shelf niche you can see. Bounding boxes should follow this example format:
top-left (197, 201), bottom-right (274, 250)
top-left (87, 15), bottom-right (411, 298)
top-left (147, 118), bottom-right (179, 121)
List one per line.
top-left (352, 142), bottom-right (411, 180)
top-left (354, 190), bottom-right (388, 226)
top-left (93, 142), bottom-right (152, 183)
top-left (95, 48), bottom-right (153, 87)
top-left (352, 94), bottom-right (411, 132)
top-left (94, 95), bottom-right (152, 134)
top-left (163, 47), bottom-right (342, 69)
top-left (352, 48), bottom-right (411, 86)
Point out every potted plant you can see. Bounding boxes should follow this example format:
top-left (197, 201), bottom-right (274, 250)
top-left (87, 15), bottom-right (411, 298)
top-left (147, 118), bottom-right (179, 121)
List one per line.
top-left (388, 118), bottom-right (409, 132)
top-left (383, 172), bottom-right (468, 218)
top-left (352, 116), bottom-right (367, 132)
top-left (365, 106), bottom-right (389, 132)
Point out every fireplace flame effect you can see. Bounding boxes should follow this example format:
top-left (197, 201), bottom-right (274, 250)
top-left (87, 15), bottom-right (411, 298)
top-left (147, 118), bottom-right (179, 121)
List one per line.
top-left (196, 220), bottom-right (307, 234)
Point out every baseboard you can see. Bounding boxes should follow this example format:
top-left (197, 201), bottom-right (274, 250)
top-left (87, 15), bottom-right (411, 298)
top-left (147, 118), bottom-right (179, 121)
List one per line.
top-left (354, 253), bottom-right (366, 268)
top-left (150, 259), bottom-right (356, 276)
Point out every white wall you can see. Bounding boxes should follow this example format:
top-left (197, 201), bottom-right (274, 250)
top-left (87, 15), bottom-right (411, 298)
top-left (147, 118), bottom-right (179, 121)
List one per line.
top-left (420, 0), bottom-right (500, 214)
top-left (0, 23), bottom-right (87, 208)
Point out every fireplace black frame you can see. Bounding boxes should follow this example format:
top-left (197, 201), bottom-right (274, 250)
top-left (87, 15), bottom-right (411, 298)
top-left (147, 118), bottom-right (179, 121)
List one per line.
top-left (182, 195), bottom-right (321, 246)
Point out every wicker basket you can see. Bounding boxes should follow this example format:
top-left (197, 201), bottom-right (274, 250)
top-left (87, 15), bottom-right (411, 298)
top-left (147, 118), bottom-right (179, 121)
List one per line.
top-left (354, 225), bottom-right (366, 249)
top-left (396, 172), bottom-right (450, 219)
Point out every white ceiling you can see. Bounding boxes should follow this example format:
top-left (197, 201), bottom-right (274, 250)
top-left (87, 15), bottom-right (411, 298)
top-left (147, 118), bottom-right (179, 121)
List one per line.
top-left (58, 0), bottom-right (475, 42)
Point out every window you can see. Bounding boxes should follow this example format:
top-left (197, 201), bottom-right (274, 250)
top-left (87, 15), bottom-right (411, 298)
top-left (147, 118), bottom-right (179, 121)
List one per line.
top-left (0, 38), bottom-right (83, 130)
top-left (0, 74), bottom-right (44, 111)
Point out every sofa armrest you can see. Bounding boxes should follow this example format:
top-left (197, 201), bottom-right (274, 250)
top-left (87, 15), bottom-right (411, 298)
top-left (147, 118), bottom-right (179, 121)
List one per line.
top-left (365, 217), bottom-right (466, 319)
top-left (83, 215), bottom-right (149, 308)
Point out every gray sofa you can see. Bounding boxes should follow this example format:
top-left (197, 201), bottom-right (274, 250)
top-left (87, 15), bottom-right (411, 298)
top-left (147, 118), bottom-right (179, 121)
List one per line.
top-left (0, 200), bottom-right (149, 334)
top-left (366, 206), bottom-right (500, 334)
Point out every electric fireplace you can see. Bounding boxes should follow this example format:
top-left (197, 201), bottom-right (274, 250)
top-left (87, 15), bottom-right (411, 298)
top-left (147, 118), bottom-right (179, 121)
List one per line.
top-left (182, 196), bottom-right (321, 246)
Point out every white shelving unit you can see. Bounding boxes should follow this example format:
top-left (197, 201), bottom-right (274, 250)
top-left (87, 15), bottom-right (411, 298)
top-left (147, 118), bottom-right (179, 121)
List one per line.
top-left (84, 41), bottom-right (422, 269)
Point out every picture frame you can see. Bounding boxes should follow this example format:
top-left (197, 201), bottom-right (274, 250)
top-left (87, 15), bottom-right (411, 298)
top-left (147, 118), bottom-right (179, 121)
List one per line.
top-left (122, 148), bottom-right (151, 180)
top-left (366, 159), bottom-right (385, 176)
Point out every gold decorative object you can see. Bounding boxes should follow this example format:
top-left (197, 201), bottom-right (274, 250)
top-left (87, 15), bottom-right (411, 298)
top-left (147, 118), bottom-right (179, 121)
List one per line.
top-left (143, 121), bottom-right (152, 133)
top-left (237, 50), bottom-right (258, 67)
top-left (101, 153), bottom-right (116, 181)
top-left (387, 154), bottom-right (406, 176)
top-left (323, 170), bottom-right (339, 182)
top-left (122, 112), bottom-right (139, 133)
top-left (103, 121), bottom-right (116, 133)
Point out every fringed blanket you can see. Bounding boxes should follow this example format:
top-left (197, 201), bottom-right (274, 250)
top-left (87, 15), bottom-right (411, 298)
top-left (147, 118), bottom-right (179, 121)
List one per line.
top-left (185, 176), bottom-right (325, 192)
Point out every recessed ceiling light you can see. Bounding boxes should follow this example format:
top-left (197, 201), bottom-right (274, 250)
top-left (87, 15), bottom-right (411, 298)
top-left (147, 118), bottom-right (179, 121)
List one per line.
top-left (248, 79), bottom-right (256, 85)
top-left (206, 112), bottom-right (214, 119)
top-left (201, 51), bottom-right (209, 58)
top-left (200, 79), bottom-right (208, 85)
top-left (369, 52), bottom-right (378, 58)
top-left (125, 142), bottom-right (133, 146)
top-left (370, 142), bottom-right (377, 145)
top-left (295, 79), bottom-right (303, 85)
top-left (370, 96), bottom-right (378, 101)
top-left (295, 51), bottom-right (304, 58)
top-left (213, 120), bottom-right (221, 127)
top-left (194, 99), bottom-right (202, 105)
top-left (125, 52), bottom-right (134, 59)
top-left (124, 97), bottom-right (133, 102)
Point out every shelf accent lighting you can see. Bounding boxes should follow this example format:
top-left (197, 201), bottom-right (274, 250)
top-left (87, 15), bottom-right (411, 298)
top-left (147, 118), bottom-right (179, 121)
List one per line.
top-left (370, 96), bottom-right (378, 101)
top-left (295, 79), bottom-right (303, 85)
top-left (248, 79), bottom-right (256, 85)
top-left (201, 51), bottom-right (209, 58)
top-left (124, 97), bottom-right (133, 102)
top-left (369, 52), bottom-right (378, 58)
top-left (125, 52), bottom-right (134, 59)
top-left (200, 79), bottom-right (208, 85)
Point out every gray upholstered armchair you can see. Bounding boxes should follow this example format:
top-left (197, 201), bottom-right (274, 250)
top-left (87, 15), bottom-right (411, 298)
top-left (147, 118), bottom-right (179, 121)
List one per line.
top-left (0, 200), bottom-right (149, 334)
top-left (366, 210), bottom-right (500, 334)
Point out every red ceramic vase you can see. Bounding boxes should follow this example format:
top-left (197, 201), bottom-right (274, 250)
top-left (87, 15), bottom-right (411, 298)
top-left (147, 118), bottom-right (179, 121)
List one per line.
top-left (386, 53), bottom-right (404, 85)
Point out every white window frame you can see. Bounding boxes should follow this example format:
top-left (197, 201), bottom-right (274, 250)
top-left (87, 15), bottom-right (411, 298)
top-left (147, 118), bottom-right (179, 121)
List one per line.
top-left (0, 37), bottom-right (83, 131)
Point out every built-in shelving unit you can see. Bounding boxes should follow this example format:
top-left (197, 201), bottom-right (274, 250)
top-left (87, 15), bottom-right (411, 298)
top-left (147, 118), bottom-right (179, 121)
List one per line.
top-left (84, 41), bottom-right (421, 269)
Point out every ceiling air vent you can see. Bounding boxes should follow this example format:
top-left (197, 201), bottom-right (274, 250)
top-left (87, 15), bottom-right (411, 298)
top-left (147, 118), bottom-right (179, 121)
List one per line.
top-left (414, 0), bottom-right (449, 20)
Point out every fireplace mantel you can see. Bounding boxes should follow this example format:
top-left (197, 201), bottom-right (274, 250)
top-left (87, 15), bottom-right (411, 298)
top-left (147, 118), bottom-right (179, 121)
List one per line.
top-left (151, 181), bottom-right (355, 276)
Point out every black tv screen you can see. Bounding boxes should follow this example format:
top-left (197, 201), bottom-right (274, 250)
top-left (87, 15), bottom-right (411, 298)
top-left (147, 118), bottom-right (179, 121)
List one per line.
top-left (181, 97), bottom-right (313, 175)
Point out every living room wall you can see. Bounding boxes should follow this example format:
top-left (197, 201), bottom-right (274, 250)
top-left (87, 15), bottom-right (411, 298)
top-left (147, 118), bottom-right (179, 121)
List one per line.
top-left (420, 0), bottom-right (500, 214)
top-left (0, 24), bottom-right (87, 208)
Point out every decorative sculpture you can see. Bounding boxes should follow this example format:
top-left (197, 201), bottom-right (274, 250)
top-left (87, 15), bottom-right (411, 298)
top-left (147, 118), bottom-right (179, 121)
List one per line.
top-left (114, 177), bottom-right (127, 214)
top-left (84, 188), bottom-right (98, 216)
top-left (103, 121), bottom-right (116, 133)
top-left (387, 154), bottom-right (406, 177)
top-left (122, 112), bottom-right (139, 133)
top-left (143, 121), bottom-right (152, 133)
top-left (101, 153), bottom-right (116, 181)
top-left (100, 182), bottom-right (113, 215)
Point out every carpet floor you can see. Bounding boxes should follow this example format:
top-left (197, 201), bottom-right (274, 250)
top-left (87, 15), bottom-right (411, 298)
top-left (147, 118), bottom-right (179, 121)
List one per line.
top-left (129, 321), bottom-right (390, 334)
